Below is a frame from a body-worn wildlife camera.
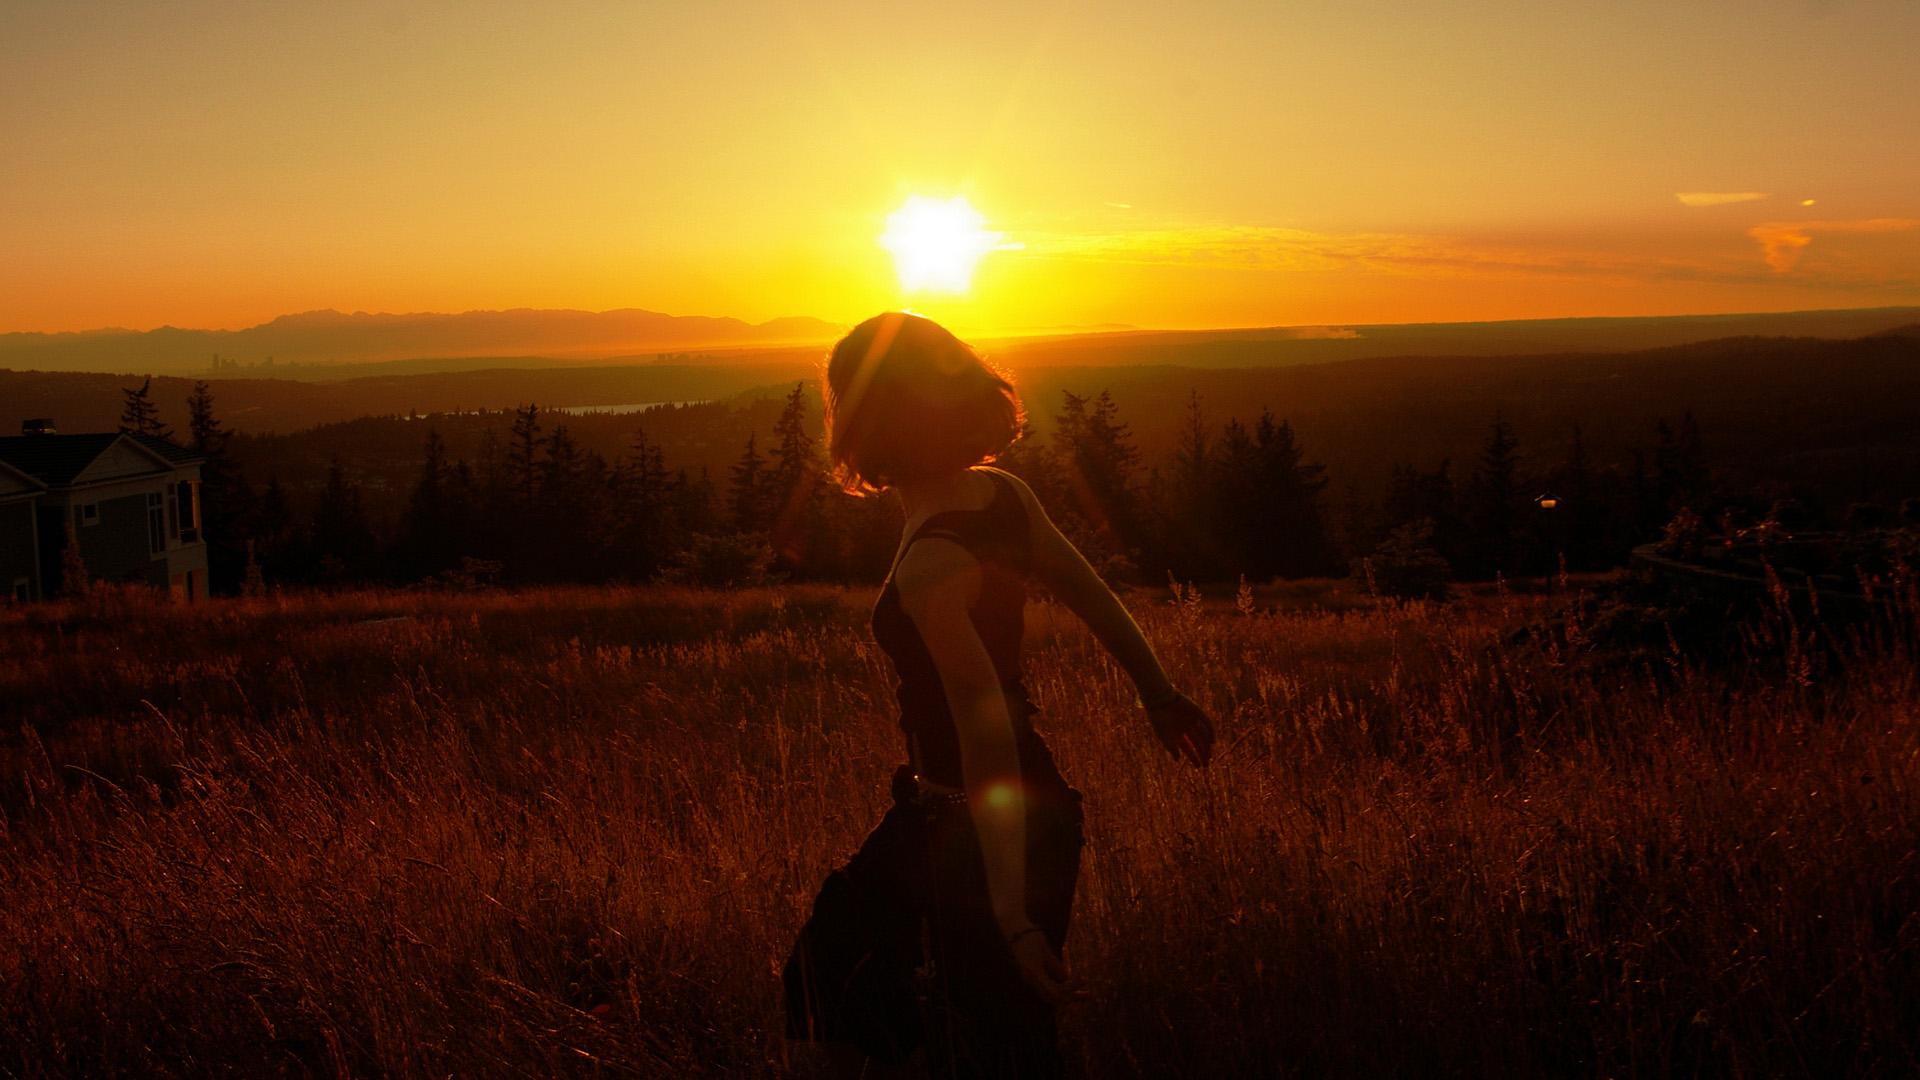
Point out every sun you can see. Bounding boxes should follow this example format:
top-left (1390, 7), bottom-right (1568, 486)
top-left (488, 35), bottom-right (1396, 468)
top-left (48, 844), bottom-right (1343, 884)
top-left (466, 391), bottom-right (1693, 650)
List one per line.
top-left (879, 195), bottom-right (1005, 294)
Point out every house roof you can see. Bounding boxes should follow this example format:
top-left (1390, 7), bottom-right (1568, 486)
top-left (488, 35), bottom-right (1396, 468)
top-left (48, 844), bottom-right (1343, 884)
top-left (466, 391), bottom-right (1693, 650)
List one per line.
top-left (0, 432), bottom-right (204, 487)
top-left (127, 432), bottom-right (204, 467)
top-left (0, 457), bottom-right (45, 497)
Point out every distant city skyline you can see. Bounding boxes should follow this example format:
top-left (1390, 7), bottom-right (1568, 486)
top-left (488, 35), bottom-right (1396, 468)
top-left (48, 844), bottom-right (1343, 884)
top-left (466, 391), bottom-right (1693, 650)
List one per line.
top-left (4, 0), bottom-right (1917, 334)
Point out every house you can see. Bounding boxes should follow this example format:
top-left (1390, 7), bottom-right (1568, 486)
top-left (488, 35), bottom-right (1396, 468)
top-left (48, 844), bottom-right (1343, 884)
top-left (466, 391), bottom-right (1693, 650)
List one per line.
top-left (0, 420), bottom-right (208, 602)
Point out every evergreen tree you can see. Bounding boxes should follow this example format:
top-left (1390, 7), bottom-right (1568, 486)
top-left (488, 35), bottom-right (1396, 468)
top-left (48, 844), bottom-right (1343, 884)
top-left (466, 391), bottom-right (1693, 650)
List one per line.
top-left (313, 459), bottom-right (377, 584)
top-left (119, 377), bottom-right (172, 440)
top-left (993, 418), bottom-right (1064, 509)
top-left (1160, 392), bottom-right (1220, 578)
top-left (186, 381), bottom-right (226, 458)
top-left (541, 424), bottom-right (586, 502)
top-left (1653, 411), bottom-right (1709, 514)
top-left (680, 466), bottom-right (719, 538)
top-left (1210, 416), bottom-right (1260, 574)
top-left (613, 426), bottom-right (678, 580)
top-left (1052, 390), bottom-right (1142, 572)
top-left (185, 381), bottom-right (253, 592)
top-left (1467, 416), bottom-right (1524, 577)
top-left (1552, 425), bottom-right (1606, 571)
top-left (729, 432), bottom-right (768, 532)
top-left (1383, 459), bottom-right (1466, 572)
top-left (767, 384), bottom-right (825, 573)
top-left (398, 430), bottom-right (455, 577)
top-left (255, 470), bottom-right (303, 580)
top-left (507, 404), bottom-right (543, 509)
top-left (1200, 410), bottom-right (1336, 580)
top-left (1258, 413), bottom-right (1337, 577)
top-left (471, 424), bottom-right (508, 562)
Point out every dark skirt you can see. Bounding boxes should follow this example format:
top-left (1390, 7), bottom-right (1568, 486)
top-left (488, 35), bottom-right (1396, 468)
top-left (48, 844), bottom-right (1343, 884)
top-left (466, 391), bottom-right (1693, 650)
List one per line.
top-left (783, 749), bottom-right (1086, 1078)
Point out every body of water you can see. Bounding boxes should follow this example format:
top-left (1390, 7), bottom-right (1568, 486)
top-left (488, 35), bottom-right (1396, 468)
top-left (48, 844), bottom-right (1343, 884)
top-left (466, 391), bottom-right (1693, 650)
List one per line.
top-left (552, 400), bottom-right (707, 416)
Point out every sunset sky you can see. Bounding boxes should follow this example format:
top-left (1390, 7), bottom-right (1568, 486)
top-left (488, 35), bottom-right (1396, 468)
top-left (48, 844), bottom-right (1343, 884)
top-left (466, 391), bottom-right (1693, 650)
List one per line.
top-left (4, 0), bottom-right (1918, 335)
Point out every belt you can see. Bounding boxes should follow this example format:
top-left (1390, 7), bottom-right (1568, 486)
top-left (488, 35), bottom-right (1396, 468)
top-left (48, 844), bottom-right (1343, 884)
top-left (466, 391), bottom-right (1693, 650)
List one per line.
top-left (890, 764), bottom-right (968, 810)
top-left (912, 774), bottom-right (968, 808)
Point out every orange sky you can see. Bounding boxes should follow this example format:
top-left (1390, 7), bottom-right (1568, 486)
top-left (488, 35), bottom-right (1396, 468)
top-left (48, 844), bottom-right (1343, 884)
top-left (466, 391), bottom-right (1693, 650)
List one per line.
top-left (3, 0), bottom-right (1917, 335)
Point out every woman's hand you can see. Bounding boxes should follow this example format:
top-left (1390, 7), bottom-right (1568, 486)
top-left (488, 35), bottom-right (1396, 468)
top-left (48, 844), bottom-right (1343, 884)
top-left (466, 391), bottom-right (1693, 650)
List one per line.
top-left (1007, 926), bottom-right (1080, 1006)
top-left (1146, 690), bottom-right (1215, 767)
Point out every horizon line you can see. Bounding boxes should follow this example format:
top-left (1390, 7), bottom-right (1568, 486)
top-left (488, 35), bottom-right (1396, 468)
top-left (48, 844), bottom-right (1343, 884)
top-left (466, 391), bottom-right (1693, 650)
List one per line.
top-left (6, 300), bottom-right (1920, 342)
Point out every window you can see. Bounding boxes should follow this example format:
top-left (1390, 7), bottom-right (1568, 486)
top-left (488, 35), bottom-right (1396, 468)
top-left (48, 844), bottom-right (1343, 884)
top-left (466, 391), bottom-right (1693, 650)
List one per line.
top-left (10, 579), bottom-right (27, 603)
top-left (77, 502), bottom-right (99, 526)
top-left (148, 492), bottom-right (166, 554)
top-left (177, 480), bottom-right (200, 543)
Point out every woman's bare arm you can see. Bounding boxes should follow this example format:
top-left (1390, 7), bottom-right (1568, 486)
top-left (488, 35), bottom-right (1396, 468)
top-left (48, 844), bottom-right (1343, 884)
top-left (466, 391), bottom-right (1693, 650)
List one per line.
top-left (988, 469), bottom-right (1175, 699)
top-left (988, 467), bottom-right (1214, 766)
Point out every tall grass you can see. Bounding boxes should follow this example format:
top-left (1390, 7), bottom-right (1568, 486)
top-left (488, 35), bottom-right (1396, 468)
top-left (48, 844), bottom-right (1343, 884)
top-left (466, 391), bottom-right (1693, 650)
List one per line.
top-left (1, 580), bottom-right (1915, 1076)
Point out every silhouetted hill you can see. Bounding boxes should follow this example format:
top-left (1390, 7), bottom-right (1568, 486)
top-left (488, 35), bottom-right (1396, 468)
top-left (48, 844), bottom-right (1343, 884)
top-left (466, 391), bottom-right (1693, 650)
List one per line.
top-left (1016, 329), bottom-right (1920, 508)
top-left (10, 326), bottom-right (1911, 535)
top-left (0, 364), bottom-right (803, 435)
top-left (0, 308), bottom-right (842, 374)
top-left (8, 305), bottom-right (1919, 379)
top-left (984, 306), bottom-right (1920, 369)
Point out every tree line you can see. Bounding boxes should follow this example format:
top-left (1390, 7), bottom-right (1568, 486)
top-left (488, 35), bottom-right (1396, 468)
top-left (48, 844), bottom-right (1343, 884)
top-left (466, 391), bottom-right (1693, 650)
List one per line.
top-left (119, 376), bottom-right (1730, 597)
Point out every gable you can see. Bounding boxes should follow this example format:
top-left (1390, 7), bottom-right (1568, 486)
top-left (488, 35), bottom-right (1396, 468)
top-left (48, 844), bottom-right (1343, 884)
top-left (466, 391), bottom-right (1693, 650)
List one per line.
top-left (0, 460), bottom-right (42, 499)
top-left (71, 437), bottom-right (173, 485)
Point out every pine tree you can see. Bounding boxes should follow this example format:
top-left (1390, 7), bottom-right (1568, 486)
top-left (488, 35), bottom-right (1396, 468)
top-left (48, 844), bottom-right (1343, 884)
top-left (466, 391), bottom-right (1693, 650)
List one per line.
top-left (186, 381), bottom-right (226, 458)
top-left (1555, 425), bottom-right (1605, 571)
top-left (614, 426), bottom-right (678, 579)
top-left (1161, 391), bottom-right (1220, 578)
top-left (1172, 392), bottom-right (1212, 495)
top-left (246, 472), bottom-right (297, 580)
top-left (314, 459), bottom-right (376, 584)
top-left (730, 432), bottom-right (768, 532)
top-left (1251, 412), bottom-right (1336, 578)
top-left (767, 383), bottom-right (824, 572)
top-left (1383, 459), bottom-right (1465, 572)
top-left (507, 404), bottom-right (543, 509)
top-left (1052, 389), bottom-right (1142, 570)
top-left (119, 377), bottom-right (172, 440)
top-left (993, 418), bottom-right (1062, 508)
top-left (184, 380), bottom-right (253, 592)
top-left (1467, 416), bottom-right (1524, 577)
top-left (399, 430), bottom-right (454, 577)
top-left (541, 424), bottom-right (585, 502)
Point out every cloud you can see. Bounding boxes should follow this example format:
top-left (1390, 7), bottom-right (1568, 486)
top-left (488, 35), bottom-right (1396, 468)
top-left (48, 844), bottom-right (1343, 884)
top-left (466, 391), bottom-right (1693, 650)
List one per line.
top-left (1746, 218), bottom-right (1920, 273)
top-left (1018, 225), bottom-right (1709, 281)
top-left (1676, 192), bottom-right (1769, 207)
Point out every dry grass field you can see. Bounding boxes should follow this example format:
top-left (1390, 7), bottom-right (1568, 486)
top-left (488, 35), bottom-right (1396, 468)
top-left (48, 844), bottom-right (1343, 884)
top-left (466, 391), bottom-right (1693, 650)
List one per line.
top-left (2, 578), bottom-right (1916, 1077)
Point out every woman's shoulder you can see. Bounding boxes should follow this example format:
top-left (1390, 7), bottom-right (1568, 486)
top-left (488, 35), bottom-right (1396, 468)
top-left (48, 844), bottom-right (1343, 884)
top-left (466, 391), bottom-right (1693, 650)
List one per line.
top-left (974, 464), bottom-right (1039, 508)
top-left (974, 465), bottom-right (1044, 533)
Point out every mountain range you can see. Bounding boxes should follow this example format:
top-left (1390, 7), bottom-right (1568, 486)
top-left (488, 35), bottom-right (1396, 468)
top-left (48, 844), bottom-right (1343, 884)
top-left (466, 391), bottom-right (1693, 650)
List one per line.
top-left (4, 304), bottom-right (1920, 378)
top-left (0, 308), bottom-right (843, 374)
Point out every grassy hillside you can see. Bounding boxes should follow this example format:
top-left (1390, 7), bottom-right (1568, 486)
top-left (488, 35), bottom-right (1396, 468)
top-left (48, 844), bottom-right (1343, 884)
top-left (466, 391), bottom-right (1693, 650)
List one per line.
top-left (3, 580), bottom-right (1915, 1075)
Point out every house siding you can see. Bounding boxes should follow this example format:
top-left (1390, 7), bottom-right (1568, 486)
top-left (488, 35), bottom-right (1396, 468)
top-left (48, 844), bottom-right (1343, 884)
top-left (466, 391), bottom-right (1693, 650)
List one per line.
top-left (76, 492), bottom-right (167, 585)
top-left (0, 433), bottom-right (207, 602)
top-left (0, 502), bottom-right (36, 600)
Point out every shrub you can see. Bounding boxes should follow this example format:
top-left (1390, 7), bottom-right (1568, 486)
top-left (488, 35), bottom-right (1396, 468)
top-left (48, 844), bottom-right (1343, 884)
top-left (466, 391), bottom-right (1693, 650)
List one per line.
top-left (1363, 518), bottom-right (1452, 601)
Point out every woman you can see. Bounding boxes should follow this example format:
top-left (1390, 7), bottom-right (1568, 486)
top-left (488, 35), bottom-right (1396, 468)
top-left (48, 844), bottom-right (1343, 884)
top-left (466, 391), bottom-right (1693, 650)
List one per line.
top-left (784, 313), bottom-right (1214, 1078)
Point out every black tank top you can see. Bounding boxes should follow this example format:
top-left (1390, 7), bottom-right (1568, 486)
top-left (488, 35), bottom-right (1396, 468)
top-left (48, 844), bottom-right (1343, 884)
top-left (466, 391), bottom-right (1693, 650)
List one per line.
top-left (871, 468), bottom-right (1039, 787)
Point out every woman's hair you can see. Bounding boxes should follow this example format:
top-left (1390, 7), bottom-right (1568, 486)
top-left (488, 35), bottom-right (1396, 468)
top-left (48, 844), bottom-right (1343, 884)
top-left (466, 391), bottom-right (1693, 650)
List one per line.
top-left (823, 312), bottom-right (1024, 496)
